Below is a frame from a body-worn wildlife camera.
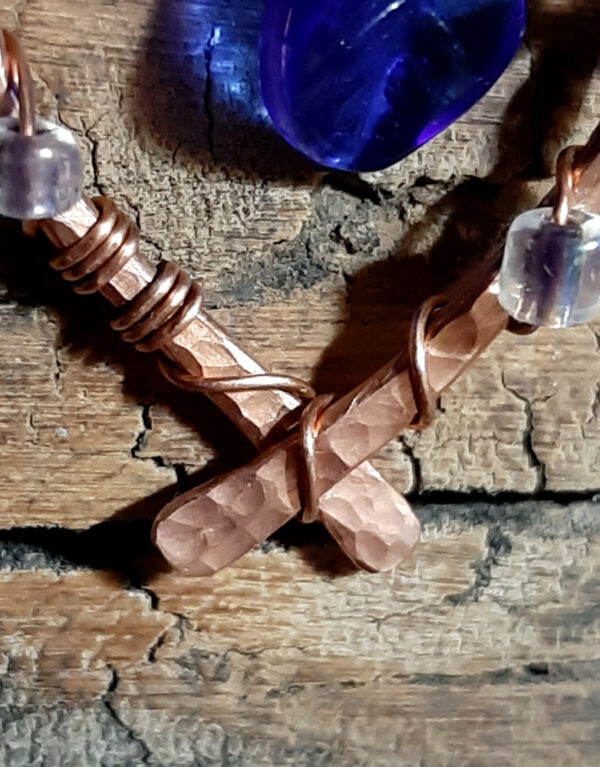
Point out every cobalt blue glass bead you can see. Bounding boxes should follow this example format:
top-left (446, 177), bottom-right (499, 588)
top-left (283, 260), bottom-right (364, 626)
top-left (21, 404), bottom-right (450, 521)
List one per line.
top-left (260, 0), bottom-right (526, 172)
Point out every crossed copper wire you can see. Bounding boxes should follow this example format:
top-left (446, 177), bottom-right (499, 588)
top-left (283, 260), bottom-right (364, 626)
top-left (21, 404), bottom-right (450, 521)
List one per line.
top-left (161, 302), bottom-right (443, 523)
top-left (42, 187), bottom-right (442, 523)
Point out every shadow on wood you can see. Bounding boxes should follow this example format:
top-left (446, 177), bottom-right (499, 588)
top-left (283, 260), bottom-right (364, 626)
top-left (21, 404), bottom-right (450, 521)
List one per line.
top-left (311, 1), bottom-right (600, 396)
top-left (135, 0), bottom-right (317, 182)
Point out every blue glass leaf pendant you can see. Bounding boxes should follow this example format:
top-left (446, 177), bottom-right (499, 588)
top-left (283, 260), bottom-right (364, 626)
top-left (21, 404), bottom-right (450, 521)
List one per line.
top-left (260, 0), bottom-right (526, 172)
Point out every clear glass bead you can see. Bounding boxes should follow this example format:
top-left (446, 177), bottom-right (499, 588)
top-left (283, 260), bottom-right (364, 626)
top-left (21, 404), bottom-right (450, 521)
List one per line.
top-left (498, 206), bottom-right (600, 328)
top-left (0, 117), bottom-right (82, 220)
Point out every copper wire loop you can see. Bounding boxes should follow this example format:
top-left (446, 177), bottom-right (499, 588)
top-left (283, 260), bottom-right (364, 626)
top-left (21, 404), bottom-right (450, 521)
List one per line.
top-left (553, 145), bottom-right (584, 226)
top-left (161, 355), bottom-right (332, 524)
top-left (409, 296), bottom-right (446, 429)
top-left (159, 357), bottom-right (317, 401)
top-left (0, 29), bottom-right (35, 135)
top-left (1, 29), bottom-right (37, 236)
top-left (159, 357), bottom-right (329, 522)
top-left (298, 394), bottom-right (335, 524)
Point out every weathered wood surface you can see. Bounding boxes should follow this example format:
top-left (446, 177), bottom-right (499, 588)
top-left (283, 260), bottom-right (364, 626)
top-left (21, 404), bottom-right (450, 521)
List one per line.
top-left (0, 0), bottom-right (600, 764)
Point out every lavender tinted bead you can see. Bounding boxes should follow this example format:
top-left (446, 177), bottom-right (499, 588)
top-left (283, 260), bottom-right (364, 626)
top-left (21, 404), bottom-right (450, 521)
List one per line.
top-left (498, 207), bottom-right (600, 328)
top-left (0, 117), bottom-right (82, 220)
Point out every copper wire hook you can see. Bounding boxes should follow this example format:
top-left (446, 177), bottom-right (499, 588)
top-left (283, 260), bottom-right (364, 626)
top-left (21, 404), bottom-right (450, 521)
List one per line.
top-left (552, 145), bottom-right (584, 226)
top-left (1, 29), bottom-right (35, 136)
top-left (408, 295), bottom-right (446, 430)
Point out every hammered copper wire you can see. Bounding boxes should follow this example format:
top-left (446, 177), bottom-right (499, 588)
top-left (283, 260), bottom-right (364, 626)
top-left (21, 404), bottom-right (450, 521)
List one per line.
top-left (159, 282), bottom-right (443, 524)
top-left (45, 187), bottom-right (353, 524)
top-left (15, 25), bottom-right (600, 575)
top-left (0, 27), bottom-right (481, 537)
top-left (159, 355), bottom-right (339, 524)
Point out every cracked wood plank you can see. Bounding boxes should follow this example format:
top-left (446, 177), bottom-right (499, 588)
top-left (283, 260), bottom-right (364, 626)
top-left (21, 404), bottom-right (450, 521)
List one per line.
top-left (3, 501), bottom-right (600, 765)
top-left (0, 0), bottom-right (600, 765)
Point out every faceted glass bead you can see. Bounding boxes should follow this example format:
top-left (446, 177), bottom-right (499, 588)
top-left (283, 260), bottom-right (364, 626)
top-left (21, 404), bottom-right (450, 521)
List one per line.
top-left (498, 207), bottom-right (600, 328)
top-left (260, 0), bottom-right (526, 171)
top-left (0, 117), bottom-right (82, 220)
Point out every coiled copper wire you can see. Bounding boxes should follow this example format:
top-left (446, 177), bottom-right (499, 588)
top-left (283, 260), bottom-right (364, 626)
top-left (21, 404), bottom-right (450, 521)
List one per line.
top-left (114, 262), bottom-right (203, 353)
top-left (49, 197), bottom-right (139, 295)
top-left (47, 197), bottom-right (202, 353)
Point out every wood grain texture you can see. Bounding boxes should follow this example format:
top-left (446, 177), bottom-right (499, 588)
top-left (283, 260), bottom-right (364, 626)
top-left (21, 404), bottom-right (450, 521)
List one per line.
top-left (0, 0), bottom-right (600, 764)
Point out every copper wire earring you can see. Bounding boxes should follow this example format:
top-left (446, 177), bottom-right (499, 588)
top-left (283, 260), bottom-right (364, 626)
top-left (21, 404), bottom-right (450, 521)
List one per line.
top-left (2, 29), bottom-right (599, 578)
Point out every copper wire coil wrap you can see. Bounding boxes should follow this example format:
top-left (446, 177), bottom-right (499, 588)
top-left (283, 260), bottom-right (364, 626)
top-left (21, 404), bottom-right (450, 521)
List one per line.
top-left (49, 197), bottom-right (203, 353)
top-left (113, 261), bottom-right (203, 353)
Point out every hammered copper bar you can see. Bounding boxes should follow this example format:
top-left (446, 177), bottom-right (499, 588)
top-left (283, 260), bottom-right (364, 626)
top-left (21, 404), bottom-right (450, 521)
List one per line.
top-left (41, 198), bottom-right (421, 572)
top-left (152, 123), bottom-right (600, 575)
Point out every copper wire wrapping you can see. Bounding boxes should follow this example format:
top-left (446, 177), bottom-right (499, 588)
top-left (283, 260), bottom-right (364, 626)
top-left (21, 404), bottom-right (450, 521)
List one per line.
top-left (298, 393), bottom-right (335, 523)
top-left (48, 197), bottom-right (201, 352)
top-left (38, 176), bottom-right (464, 526)
top-left (114, 262), bottom-right (203, 353)
top-left (160, 357), bottom-right (330, 523)
top-left (49, 197), bottom-right (139, 295)
top-left (159, 358), bottom-right (316, 400)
